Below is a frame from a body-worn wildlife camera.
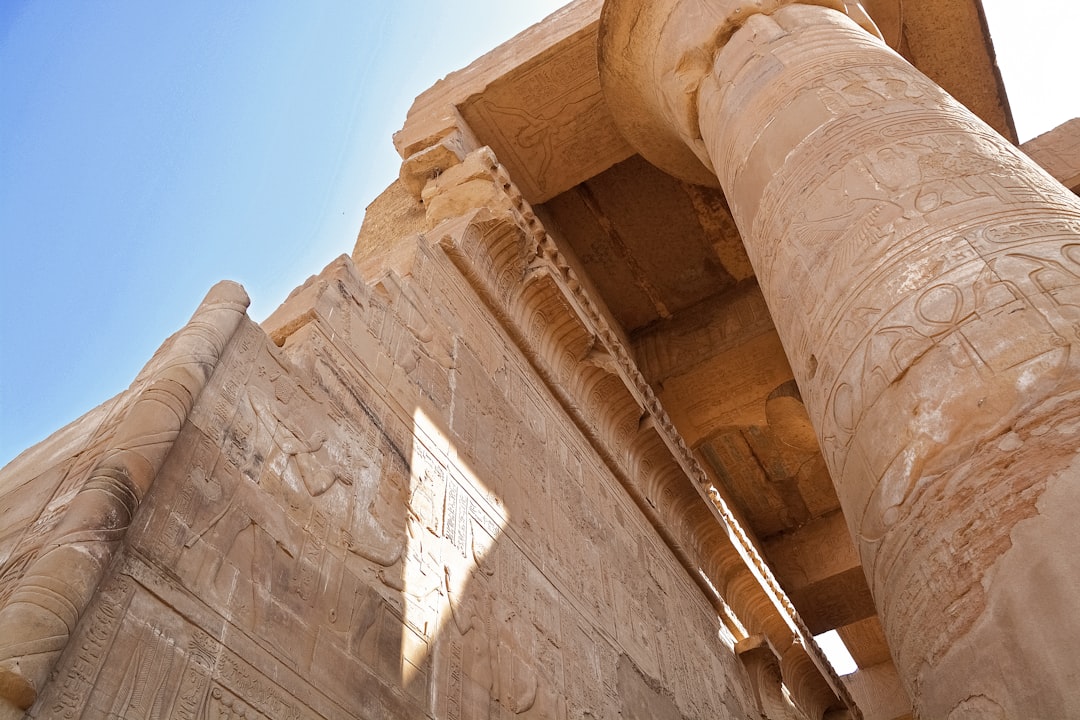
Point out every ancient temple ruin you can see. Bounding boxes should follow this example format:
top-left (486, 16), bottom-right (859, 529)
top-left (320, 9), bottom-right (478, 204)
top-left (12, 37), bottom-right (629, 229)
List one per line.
top-left (2, 1), bottom-right (1080, 718)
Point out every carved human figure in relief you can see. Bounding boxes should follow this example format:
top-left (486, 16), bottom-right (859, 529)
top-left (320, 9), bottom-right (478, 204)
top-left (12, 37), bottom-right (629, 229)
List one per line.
top-left (495, 597), bottom-right (567, 720)
top-left (341, 444), bottom-right (409, 574)
top-left (250, 365), bottom-right (408, 569)
top-left (494, 597), bottom-right (539, 715)
top-left (445, 567), bottom-right (566, 719)
top-left (376, 275), bottom-right (456, 377)
top-left (106, 624), bottom-right (182, 718)
top-left (247, 369), bottom-right (352, 499)
top-left (278, 427), bottom-right (345, 497)
top-left (445, 567), bottom-right (499, 699)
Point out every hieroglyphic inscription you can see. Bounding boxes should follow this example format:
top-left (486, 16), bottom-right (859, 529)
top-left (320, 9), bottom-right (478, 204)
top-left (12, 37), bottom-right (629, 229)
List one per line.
top-left (445, 479), bottom-right (471, 558)
top-left (107, 622), bottom-right (186, 718)
top-left (296, 509), bottom-right (329, 603)
top-left (684, 5), bottom-right (1080, 715)
top-left (447, 639), bottom-right (464, 720)
top-left (459, 27), bottom-right (632, 201)
top-left (172, 632), bottom-right (218, 720)
top-left (47, 575), bottom-right (134, 719)
top-left (214, 650), bottom-right (312, 720)
top-left (470, 502), bottom-right (500, 546)
top-left (207, 685), bottom-right (267, 720)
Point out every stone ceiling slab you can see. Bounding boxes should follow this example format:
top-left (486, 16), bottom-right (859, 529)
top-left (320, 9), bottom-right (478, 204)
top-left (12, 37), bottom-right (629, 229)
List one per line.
top-left (398, 0), bottom-right (1015, 209)
top-left (544, 155), bottom-right (740, 331)
top-left (458, 22), bottom-right (633, 202)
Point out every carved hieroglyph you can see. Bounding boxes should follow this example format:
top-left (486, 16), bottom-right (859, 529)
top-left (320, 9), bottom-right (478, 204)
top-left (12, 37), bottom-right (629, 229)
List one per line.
top-left (420, 146), bottom-right (857, 718)
top-left (1, 209), bottom-right (790, 718)
top-left (600, 1), bottom-right (1080, 717)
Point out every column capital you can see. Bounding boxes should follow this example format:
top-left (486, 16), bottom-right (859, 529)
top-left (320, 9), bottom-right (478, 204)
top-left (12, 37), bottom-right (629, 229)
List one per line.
top-left (597, 0), bottom-right (881, 187)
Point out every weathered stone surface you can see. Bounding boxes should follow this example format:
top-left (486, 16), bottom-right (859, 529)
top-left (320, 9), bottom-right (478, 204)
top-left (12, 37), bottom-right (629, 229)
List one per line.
top-left (600, 0), bottom-right (1080, 716)
top-left (1022, 117), bottom-right (1080, 193)
top-left (843, 661), bottom-right (913, 720)
top-left (394, 0), bottom-right (628, 205)
top-left (0, 281), bottom-right (249, 711)
top-left (836, 616), bottom-right (893, 670)
top-left (2, 182), bottom-right (776, 719)
top-left (5, 2), bottom-right (1068, 719)
top-left (764, 512), bottom-right (876, 634)
top-left (543, 155), bottom-right (742, 330)
top-left (398, 0), bottom-right (1012, 205)
top-left (426, 150), bottom-right (856, 714)
top-left (894, 0), bottom-right (1016, 142)
top-left (352, 180), bottom-right (427, 278)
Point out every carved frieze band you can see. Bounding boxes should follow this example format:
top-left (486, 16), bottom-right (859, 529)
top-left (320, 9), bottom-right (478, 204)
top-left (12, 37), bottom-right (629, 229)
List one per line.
top-left (430, 146), bottom-right (858, 716)
top-left (0, 281), bottom-right (251, 710)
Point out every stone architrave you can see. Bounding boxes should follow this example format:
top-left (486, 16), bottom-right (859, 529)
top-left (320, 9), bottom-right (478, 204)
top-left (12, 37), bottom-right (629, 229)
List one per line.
top-left (599, 1), bottom-right (1080, 717)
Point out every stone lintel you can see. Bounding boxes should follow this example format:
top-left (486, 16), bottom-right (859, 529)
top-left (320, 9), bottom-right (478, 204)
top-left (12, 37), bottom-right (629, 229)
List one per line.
top-left (397, 0), bottom-right (1012, 206)
top-left (834, 618), bottom-right (912, 720)
top-left (1022, 117), bottom-right (1080, 193)
top-left (394, 0), bottom-right (601, 159)
top-left (764, 511), bottom-right (861, 591)
top-left (787, 567), bottom-right (878, 635)
top-left (633, 282), bottom-right (773, 379)
top-left (394, 0), bottom-right (637, 204)
top-left (836, 616), bottom-right (893, 669)
top-left (764, 512), bottom-right (880, 633)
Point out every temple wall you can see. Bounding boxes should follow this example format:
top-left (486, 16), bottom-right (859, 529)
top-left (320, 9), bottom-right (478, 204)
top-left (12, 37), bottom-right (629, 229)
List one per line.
top-left (4, 2), bottom-right (1077, 717)
top-left (0, 395), bottom-right (133, 619)
top-left (0, 206), bottom-right (772, 718)
top-left (0, 310), bottom-right (241, 618)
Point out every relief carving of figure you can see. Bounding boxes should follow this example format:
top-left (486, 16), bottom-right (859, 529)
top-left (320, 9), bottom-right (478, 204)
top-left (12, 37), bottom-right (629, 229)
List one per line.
top-left (244, 370), bottom-right (352, 500)
top-left (341, 445), bottom-right (409, 572)
top-left (445, 567), bottom-right (565, 719)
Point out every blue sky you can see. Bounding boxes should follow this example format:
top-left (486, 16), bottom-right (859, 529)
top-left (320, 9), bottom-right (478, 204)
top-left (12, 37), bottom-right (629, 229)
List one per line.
top-left (0, 1), bottom-right (565, 465)
top-left (1, 1), bottom-right (1077, 467)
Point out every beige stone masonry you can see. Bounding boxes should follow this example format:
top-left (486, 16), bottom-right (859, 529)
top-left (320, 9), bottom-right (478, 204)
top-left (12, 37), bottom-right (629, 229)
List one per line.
top-left (420, 144), bottom-right (860, 718)
top-left (0, 282), bottom-right (249, 712)
top-left (0, 3), bottom-right (1061, 719)
top-left (1023, 117), bottom-right (1080, 194)
top-left (396, 0), bottom-right (1012, 207)
top-left (2, 217), bottom-right (763, 719)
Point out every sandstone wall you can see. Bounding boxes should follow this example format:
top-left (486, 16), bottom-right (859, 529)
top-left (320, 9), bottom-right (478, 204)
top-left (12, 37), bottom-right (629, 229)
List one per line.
top-left (0, 397), bottom-right (128, 615)
top-left (0, 217), bottom-right (767, 718)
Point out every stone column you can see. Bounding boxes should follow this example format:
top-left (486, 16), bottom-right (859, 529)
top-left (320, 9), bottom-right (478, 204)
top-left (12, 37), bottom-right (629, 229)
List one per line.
top-left (600, 1), bottom-right (1080, 717)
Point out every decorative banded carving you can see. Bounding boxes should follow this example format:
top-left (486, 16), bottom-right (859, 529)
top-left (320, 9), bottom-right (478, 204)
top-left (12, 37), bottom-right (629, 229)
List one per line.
top-left (0, 282), bottom-right (249, 710)
top-left (601, 0), bottom-right (1080, 715)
